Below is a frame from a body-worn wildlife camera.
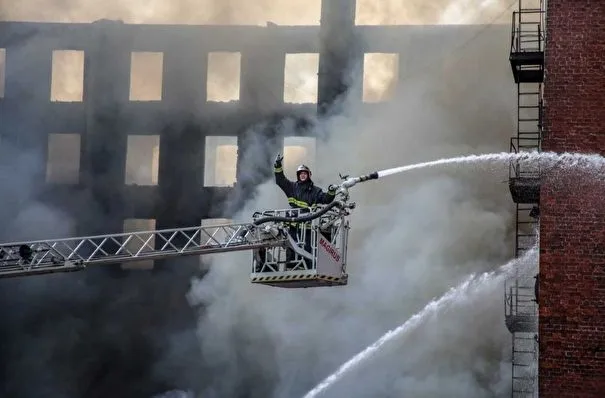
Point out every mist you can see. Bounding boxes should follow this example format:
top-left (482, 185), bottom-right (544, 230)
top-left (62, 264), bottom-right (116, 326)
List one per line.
top-left (185, 4), bottom-right (520, 398)
top-left (0, 0), bottom-right (524, 397)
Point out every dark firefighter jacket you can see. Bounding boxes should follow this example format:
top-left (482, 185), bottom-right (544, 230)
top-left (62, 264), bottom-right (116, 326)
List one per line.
top-left (274, 166), bottom-right (336, 213)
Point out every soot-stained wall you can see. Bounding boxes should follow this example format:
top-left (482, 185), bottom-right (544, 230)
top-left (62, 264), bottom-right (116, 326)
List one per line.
top-left (0, 8), bottom-right (507, 397)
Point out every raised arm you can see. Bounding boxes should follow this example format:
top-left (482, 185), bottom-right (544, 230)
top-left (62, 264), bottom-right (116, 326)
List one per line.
top-left (273, 153), bottom-right (294, 196)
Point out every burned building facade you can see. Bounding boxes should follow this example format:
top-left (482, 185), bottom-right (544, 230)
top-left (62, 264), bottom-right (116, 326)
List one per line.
top-left (0, 1), bottom-right (523, 397)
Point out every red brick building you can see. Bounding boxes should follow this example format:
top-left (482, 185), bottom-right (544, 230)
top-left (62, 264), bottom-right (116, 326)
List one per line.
top-left (507, 0), bottom-right (605, 396)
top-left (540, 1), bottom-right (605, 396)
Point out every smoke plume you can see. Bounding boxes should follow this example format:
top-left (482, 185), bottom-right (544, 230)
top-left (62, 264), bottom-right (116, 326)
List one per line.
top-left (184, 2), bottom-right (521, 398)
top-left (0, 0), bottom-right (524, 397)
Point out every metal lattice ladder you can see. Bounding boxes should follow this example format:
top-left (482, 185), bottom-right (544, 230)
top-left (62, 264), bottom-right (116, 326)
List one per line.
top-left (0, 201), bottom-right (357, 289)
top-left (0, 222), bottom-right (286, 278)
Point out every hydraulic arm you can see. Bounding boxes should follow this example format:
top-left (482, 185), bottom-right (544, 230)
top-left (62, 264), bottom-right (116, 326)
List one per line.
top-left (0, 173), bottom-right (371, 282)
top-left (0, 221), bottom-right (287, 278)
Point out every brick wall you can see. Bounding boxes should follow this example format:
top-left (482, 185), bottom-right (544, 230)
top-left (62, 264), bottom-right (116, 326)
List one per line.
top-left (540, 1), bottom-right (605, 396)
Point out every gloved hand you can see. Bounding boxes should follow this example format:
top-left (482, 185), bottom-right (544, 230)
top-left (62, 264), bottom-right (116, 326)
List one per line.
top-left (327, 184), bottom-right (337, 194)
top-left (274, 153), bottom-right (283, 168)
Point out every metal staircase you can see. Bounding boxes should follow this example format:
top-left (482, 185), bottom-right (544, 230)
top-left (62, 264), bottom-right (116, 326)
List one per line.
top-left (508, 0), bottom-right (545, 205)
top-left (505, 0), bottom-right (545, 397)
top-left (509, 1), bottom-right (545, 85)
top-left (505, 274), bottom-right (539, 397)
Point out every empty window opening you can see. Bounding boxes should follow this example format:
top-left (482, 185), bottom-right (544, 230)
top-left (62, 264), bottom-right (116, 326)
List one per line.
top-left (51, 50), bottom-right (84, 102)
top-left (363, 53), bottom-right (399, 103)
top-left (284, 53), bottom-right (319, 104)
top-left (283, 136), bottom-right (316, 177)
top-left (201, 218), bottom-right (233, 246)
top-left (122, 218), bottom-right (156, 270)
top-left (129, 52), bottom-right (164, 101)
top-left (125, 135), bottom-right (160, 185)
top-left (0, 48), bottom-right (5, 98)
top-left (46, 133), bottom-right (81, 184)
top-left (206, 52), bottom-right (241, 102)
top-left (204, 136), bottom-right (237, 187)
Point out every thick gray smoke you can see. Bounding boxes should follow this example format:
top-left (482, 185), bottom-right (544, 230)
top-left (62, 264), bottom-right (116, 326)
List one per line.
top-left (0, 0), bottom-right (523, 397)
top-left (185, 11), bottom-right (520, 398)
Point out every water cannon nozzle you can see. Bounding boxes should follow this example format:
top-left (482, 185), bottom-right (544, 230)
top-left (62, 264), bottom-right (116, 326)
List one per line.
top-left (338, 171), bottom-right (379, 190)
top-left (341, 177), bottom-right (360, 189)
top-left (359, 171), bottom-right (379, 182)
top-left (334, 171), bottom-right (380, 201)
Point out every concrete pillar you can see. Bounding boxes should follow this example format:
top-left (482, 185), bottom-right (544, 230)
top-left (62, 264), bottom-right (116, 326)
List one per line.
top-left (226, 44), bottom-right (286, 215)
top-left (318, 0), bottom-right (361, 115)
top-left (76, 20), bottom-right (132, 275)
top-left (80, 20), bottom-right (131, 236)
top-left (151, 43), bottom-right (206, 272)
top-left (0, 38), bottom-right (53, 219)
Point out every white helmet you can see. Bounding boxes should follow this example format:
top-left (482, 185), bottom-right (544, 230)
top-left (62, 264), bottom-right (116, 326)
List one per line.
top-left (296, 164), bottom-right (311, 180)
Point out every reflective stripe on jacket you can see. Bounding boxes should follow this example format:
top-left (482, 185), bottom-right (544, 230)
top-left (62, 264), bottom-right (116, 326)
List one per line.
top-left (274, 167), bottom-right (336, 212)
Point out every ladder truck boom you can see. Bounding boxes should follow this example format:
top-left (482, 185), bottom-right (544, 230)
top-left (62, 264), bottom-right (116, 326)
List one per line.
top-left (0, 171), bottom-right (375, 288)
top-left (0, 221), bottom-right (286, 278)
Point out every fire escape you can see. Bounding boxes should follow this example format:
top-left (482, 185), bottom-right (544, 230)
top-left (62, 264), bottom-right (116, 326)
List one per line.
top-left (505, 0), bottom-right (545, 397)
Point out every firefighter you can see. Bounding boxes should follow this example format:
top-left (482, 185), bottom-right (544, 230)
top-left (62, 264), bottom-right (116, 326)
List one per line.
top-left (273, 153), bottom-right (337, 269)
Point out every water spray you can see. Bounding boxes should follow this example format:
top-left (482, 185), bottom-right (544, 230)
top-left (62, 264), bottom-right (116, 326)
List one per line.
top-left (333, 152), bottom-right (525, 198)
top-left (301, 246), bottom-right (539, 398)
top-left (334, 150), bottom-right (605, 199)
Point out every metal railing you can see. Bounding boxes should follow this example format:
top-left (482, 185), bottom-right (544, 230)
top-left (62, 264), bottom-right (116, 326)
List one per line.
top-left (510, 9), bottom-right (545, 54)
top-left (505, 275), bottom-right (538, 321)
top-left (509, 136), bottom-right (542, 180)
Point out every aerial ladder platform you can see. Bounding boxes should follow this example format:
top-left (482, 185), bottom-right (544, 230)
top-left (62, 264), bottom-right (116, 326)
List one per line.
top-left (0, 173), bottom-right (374, 288)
